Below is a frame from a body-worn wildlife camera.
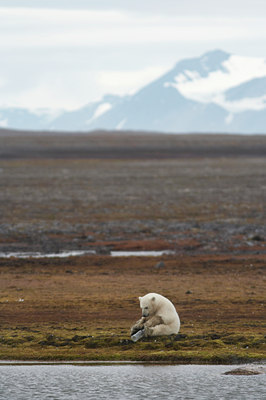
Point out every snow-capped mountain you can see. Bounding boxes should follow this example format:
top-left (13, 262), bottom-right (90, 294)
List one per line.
top-left (1, 50), bottom-right (266, 133)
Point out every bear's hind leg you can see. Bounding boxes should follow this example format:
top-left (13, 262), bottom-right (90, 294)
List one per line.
top-left (144, 323), bottom-right (174, 337)
top-left (143, 316), bottom-right (166, 337)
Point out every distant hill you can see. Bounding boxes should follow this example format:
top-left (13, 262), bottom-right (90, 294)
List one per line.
top-left (1, 50), bottom-right (266, 134)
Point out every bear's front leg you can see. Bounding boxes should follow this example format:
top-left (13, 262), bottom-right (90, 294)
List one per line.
top-left (143, 315), bottom-right (164, 337)
top-left (130, 317), bottom-right (146, 335)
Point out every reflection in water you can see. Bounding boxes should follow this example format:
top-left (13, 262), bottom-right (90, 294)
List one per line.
top-left (0, 364), bottom-right (265, 400)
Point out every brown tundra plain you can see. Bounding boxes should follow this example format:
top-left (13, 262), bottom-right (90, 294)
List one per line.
top-left (0, 130), bottom-right (265, 363)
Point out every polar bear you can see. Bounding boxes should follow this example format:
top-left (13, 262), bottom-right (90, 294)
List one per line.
top-left (131, 293), bottom-right (180, 338)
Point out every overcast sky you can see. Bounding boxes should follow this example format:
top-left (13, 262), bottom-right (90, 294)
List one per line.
top-left (0, 0), bottom-right (266, 111)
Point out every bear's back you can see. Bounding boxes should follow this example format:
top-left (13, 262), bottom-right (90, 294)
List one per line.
top-left (145, 293), bottom-right (177, 314)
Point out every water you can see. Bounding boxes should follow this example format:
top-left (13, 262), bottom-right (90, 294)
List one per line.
top-left (0, 250), bottom-right (96, 259)
top-left (111, 250), bottom-right (174, 257)
top-left (0, 363), bottom-right (265, 400)
top-left (0, 250), bottom-right (173, 258)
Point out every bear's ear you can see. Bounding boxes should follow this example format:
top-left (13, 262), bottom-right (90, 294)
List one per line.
top-left (152, 296), bottom-right (156, 302)
top-left (138, 296), bottom-right (142, 301)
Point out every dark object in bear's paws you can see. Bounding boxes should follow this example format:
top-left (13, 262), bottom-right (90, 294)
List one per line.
top-left (131, 323), bottom-right (144, 335)
top-left (131, 326), bottom-right (139, 336)
top-left (131, 329), bottom-right (145, 342)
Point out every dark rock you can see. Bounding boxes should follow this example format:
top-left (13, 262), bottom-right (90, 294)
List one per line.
top-left (96, 246), bottom-right (111, 255)
top-left (39, 339), bottom-right (56, 346)
top-left (72, 335), bottom-right (92, 342)
top-left (119, 339), bottom-right (133, 345)
top-left (38, 341), bottom-right (48, 346)
top-left (210, 334), bottom-right (221, 340)
top-left (24, 336), bottom-right (34, 341)
top-left (250, 235), bottom-right (264, 241)
top-left (84, 341), bottom-right (98, 349)
top-left (154, 261), bottom-right (165, 269)
top-left (186, 290), bottom-right (192, 294)
top-left (174, 334), bottom-right (187, 341)
top-left (58, 340), bottom-right (72, 347)
top-left (165, 342), bottom-right (173, 348)
top-left (224, 367), bottom-right (266, 375)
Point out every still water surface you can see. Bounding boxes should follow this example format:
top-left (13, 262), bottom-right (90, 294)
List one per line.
top-left (0, 364), bottom-right (265, 400)
top-left (0, 250), bottom-right (172, 258)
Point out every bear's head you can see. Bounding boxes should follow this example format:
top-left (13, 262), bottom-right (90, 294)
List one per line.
top-left (139, 293), bottom-right (157, 317)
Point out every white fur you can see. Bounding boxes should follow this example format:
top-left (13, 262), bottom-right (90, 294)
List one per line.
top-left (133, 292), bottom-right (180, 337)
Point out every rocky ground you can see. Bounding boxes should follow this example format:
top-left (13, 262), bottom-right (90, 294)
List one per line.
top-left (0, 131), bottom-right (265, 361)
top-left (0, 131), bottom-right (265, 256)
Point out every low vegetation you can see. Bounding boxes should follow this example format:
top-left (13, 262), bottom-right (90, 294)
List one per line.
top-left (0, 133), bottom-right (265, 363)
top-left (0, 255), bottom-right (265, 363)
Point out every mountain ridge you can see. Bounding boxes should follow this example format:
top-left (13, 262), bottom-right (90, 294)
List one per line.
top-left (1, 50), bottom-right (266, 134)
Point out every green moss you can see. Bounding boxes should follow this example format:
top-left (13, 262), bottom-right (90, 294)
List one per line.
top-left (0, 325), bottom-right (265, 363)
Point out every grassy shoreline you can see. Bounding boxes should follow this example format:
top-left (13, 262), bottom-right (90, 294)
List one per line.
top-left (0, 254), bottom-right (265, 364)
top-left (0, 335), bottom-right (264, 364)
top-left (0, 327), bottom-right (265, 364)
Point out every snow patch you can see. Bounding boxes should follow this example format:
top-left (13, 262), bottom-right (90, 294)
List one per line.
top-left (225, 113), bottom-right (234, 125)
top-left (165, 54), bottom-right (266, 113)
top-left (93, 102), bottom-right (112, 118)
top-left (30, 108), bottom-right (63, 121)
top-left (86, 102), bottom-right (112, 124)
top-left (175, 74), bottom-right (187, 84)
top-left (221, 95), bottom-right (266, 113)
top-left (116, 118), bottom-right (126, 130)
